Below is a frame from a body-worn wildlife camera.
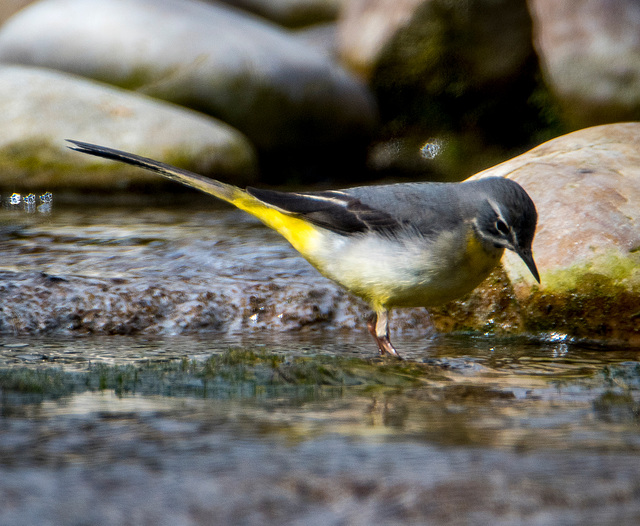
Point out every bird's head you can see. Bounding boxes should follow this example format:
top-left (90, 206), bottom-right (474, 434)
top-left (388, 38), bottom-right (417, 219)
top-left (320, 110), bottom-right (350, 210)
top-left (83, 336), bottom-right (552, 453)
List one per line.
top-left (469, 177), bottom-right (540, 283)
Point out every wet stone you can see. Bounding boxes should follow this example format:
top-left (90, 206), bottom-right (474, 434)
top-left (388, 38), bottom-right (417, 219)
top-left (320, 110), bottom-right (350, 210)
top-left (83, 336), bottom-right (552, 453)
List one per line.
top-left (0, 204), bottom-right (429, 340)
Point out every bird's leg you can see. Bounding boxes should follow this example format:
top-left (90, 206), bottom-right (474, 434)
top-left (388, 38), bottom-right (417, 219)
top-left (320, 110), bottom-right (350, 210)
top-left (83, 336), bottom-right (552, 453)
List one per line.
top-left (366, 310), bottom-right (402, 359)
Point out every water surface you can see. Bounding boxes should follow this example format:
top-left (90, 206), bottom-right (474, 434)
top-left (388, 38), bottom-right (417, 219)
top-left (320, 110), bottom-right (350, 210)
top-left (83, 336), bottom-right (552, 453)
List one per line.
top-left (1, 202), bottom-right (639, 524)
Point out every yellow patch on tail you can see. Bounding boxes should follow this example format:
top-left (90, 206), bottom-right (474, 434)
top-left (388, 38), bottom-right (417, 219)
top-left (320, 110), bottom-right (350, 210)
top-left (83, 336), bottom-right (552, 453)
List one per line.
top-left (231, 193), bottom-right (324, 258)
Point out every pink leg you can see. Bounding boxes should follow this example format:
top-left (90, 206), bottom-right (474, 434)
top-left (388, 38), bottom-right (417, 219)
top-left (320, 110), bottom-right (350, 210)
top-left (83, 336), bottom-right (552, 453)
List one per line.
top-left (366, 310), bottom-right (402, 359)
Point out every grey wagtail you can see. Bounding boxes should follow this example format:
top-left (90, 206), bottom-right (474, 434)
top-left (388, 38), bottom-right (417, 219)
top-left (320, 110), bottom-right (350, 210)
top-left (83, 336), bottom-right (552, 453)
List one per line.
top-left (68, 140), bottom-right (539, 358)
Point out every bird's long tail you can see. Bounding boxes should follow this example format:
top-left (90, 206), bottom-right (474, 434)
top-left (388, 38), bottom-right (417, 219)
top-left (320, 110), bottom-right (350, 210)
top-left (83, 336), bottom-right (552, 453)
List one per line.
top-left (67, 140), bottom-right (241, 203)
top-left (67, 140), bottom-right (323, 256)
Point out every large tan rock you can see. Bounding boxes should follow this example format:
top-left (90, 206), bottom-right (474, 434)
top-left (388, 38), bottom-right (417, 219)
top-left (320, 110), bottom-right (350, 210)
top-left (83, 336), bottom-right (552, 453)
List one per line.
top-left (0, 0), bottom-right (34, 26)
top-left (433, 123), bottom-right (640, 345)
top-left (529, 0), bottom-right (640, 127)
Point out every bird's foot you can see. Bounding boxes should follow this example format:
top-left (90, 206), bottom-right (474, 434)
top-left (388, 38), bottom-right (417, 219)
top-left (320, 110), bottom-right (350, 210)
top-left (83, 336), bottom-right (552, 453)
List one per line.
top-left (367, 313), bottom-right (403, 359)
top-left (376, 335), bottom-right (403, 359)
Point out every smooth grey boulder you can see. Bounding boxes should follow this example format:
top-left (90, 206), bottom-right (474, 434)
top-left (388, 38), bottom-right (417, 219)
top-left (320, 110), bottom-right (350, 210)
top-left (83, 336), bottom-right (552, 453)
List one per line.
top-left (0, 65), bottom-right (257, 190)
top-left (216, 0), bottom-right (342, 27)
top-left (0, 0), bottom-right (376, 156)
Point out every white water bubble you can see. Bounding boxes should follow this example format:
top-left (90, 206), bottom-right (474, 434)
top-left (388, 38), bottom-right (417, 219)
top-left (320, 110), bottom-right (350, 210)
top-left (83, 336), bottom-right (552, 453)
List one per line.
top-left (38, 192), bottom-right (53, 214)
top-left (24, 193), bottom-right (37, 213)
top-left (2, 191), bottom-right (53, 212)
top-left (419, 139), bottom-right (443, 160)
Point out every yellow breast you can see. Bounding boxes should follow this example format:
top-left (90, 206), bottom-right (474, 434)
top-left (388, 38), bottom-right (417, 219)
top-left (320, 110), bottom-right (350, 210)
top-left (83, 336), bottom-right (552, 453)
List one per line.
top-left (341, 227), bottom-right (504, 310)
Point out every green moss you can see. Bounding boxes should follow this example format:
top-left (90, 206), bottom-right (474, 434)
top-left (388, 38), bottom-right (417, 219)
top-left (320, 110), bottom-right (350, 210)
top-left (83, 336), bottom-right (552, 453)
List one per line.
top-left (0, 140), bottom-right (76, 185)
top-left (273, 355), bottom-right (431, 387)
top-left (542, 253), bottom-right (640, 294)
top-left (428, 257), bottom-right (640, 345)
top-left (522, 284), bottom-right (639, 344)
top-left (196, 350), bottom-right (435, 388)
top-left (0, 349), bottom-right (445, 403)
top-left (513, 253), bottom-right (640, 343)
top-left (0, 368), bottom-right (71, 395)
top-left (0, 132), bottom-right (256, 192)
top-left (0, 139), bottom-right (143, 191)
top-left (206, 348), bottom-right (284, 368)
top-left (430, 268), bottom-right (525, 334)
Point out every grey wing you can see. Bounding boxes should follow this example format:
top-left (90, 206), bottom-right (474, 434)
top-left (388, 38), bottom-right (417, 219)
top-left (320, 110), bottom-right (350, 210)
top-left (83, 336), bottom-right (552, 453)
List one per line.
top-left (246, 182), bottom-right (460, 237)
top-left (246, 187), bottom-right (406, 235)
top-left (345, 182), bottom-right (463, 237)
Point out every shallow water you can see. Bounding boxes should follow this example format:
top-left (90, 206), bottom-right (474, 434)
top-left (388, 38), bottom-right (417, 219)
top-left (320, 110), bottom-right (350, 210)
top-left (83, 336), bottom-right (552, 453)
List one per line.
top-left (2, 334), bottom-right (640, 525)
top-left (0, 201), bottom-right (369, 336)
top-left (1, 202), bottom-right (640, 524)
top-left (0, 200), bottom-right (304, 282)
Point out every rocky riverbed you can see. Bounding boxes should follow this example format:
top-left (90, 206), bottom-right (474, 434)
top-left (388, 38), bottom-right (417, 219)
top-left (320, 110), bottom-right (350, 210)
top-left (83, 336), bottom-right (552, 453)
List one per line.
top-left (1, 200), bottom-right (639, 525)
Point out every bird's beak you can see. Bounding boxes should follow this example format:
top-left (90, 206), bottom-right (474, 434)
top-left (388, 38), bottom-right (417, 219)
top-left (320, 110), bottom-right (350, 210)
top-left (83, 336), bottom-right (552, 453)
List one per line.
top-left (517, 247), bottom-right (540, 283)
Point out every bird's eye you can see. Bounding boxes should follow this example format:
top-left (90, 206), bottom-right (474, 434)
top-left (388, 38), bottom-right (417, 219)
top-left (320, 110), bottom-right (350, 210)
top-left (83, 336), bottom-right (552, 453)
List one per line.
top-left (495, 219), bottom-right (509, 235)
